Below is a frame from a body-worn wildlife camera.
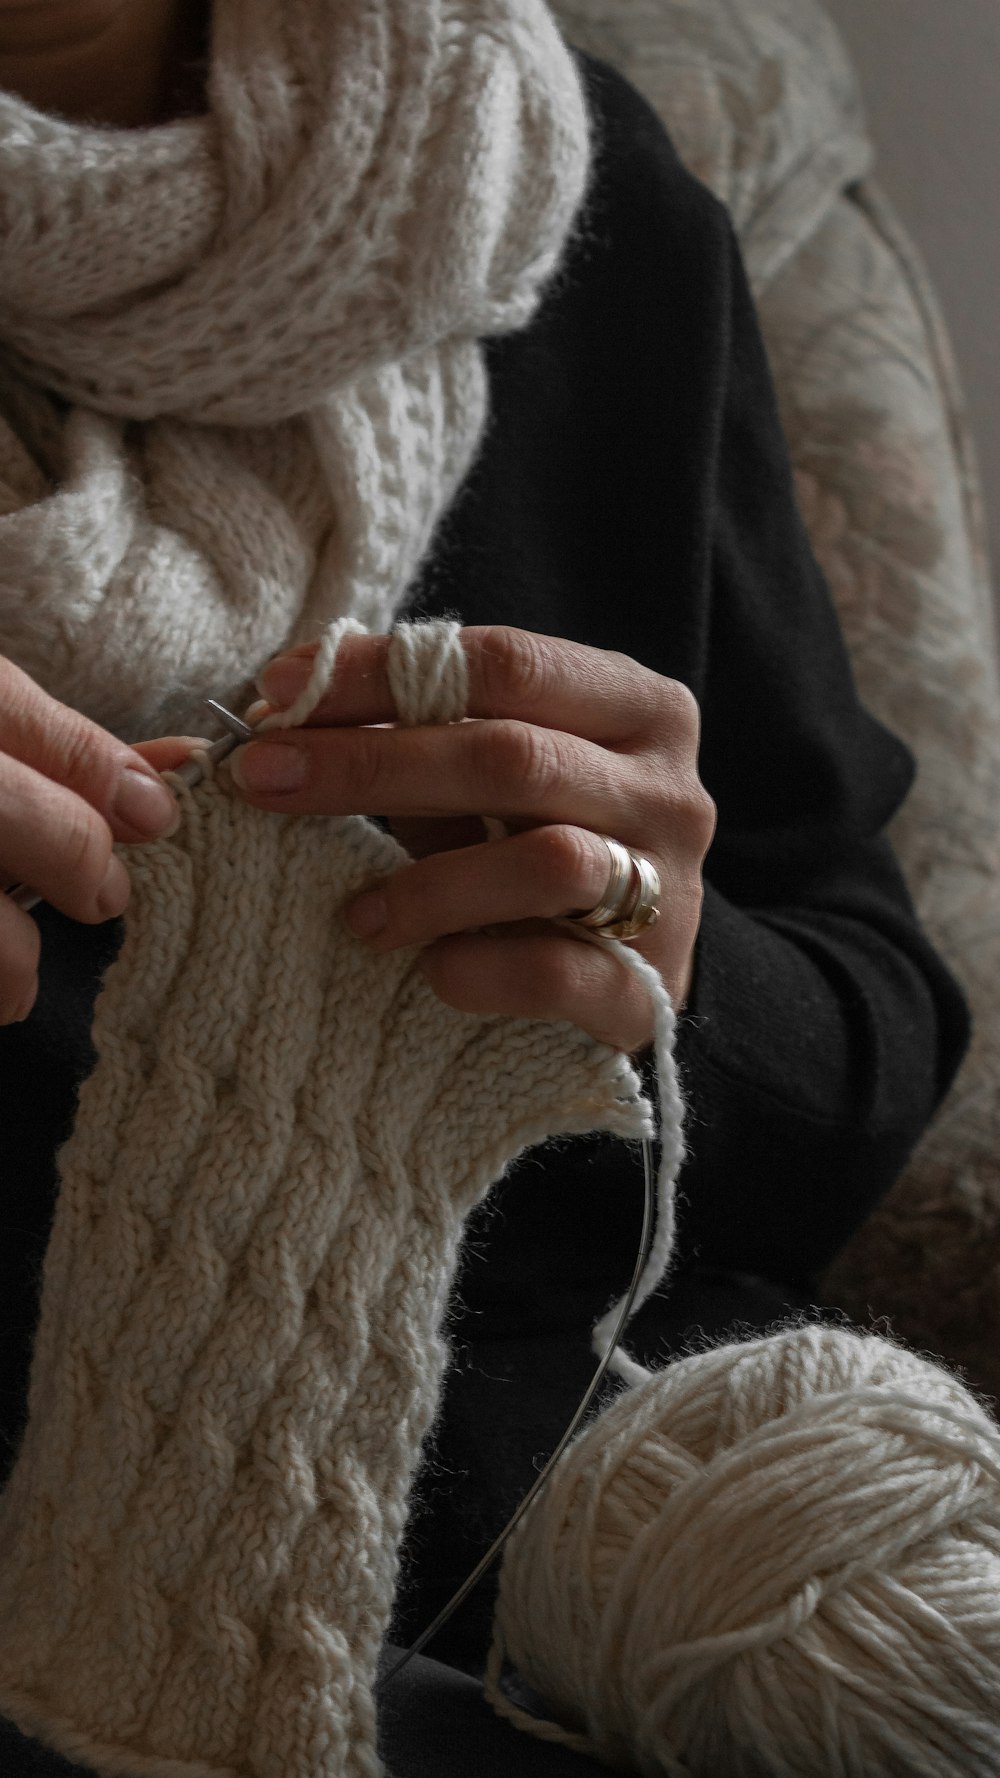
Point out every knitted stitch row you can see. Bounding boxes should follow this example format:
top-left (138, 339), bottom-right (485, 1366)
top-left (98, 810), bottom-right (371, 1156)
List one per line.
top-left (0, 803), bottom-right (650, 1777)
top-left (0, 0), bottom-right (589, 739)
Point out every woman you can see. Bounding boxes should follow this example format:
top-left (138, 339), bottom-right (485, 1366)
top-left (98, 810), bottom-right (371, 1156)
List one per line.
top-left (0, 1), bottom-right (969, 1774)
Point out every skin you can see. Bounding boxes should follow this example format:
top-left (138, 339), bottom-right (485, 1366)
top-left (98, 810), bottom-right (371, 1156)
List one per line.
top-left (0, 9), bottom-right (715, 1051)
top-left (0, 0), bottom-right (204, 127)
top-left (0, 0), bottom-right (202, 1023)
top-left (0, 659), bottom-right (194, 1024)
top-left (232, 627), bottom-right (716, 1054)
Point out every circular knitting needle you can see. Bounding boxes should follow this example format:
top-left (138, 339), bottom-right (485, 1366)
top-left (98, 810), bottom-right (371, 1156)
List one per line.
top-left (6, 701), bottom-right (258, 907)
top-left (380, 1134), bottom-right (657, 1686)
top-left (166, 701), bottom-right (256, 789)
top-left (205, 699), bottom-right (256, 742)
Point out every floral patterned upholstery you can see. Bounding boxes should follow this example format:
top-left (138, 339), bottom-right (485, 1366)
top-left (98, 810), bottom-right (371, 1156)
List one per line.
top-left (553, 0), bottom-right (1000, 1399)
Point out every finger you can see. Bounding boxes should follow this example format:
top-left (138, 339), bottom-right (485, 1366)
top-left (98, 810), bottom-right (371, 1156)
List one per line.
top-left (257, 625), bottom-right (695, 747)
top-left (419, 925), bottom-right (655, 1053)
top-left (0, 892), bottom-right (42, 1025)
top-left (0, 754), bottom-right (131, 925)
top-left (0, 658), bottom-right (178, 842)
top-left (230, 717), bottom-right (655, 835)
top-left (344, 825), bottom-right (617, 950)
top-left (132, 736), bottom-right (213, 775)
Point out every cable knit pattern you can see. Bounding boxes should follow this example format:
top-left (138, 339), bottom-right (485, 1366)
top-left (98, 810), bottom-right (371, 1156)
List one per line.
top-left (0, 781), bottom-right (648, 1778)
top-left (0, 0), bottom-right (589, 739)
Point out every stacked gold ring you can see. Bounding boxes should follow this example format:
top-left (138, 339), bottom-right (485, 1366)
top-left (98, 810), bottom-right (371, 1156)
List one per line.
top-left (572, 836), bottom-right (661, 945)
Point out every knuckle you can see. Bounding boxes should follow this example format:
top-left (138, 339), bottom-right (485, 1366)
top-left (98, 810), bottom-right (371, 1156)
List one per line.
top-left (44, 713), bottom-right (117, 805)
top-left (526, 824), bottom-right (596, 898)
top-left (344, 727), bottom-right (388, 807)
top-left (476, 626), bottom-right (554, 716)
top-left (654, 676), bottom-right (702, 745)
top-left (61, 808), bottom-right (113, 899)
top-left (661, 778), bottom-right (715, 860)
top-left (682, 780), bottom-right (717, 856)
top-left (652, 776), bottom-right (715, 865)
top-left (694, 783), bottom-right (717, 849)
top-left (469, 719), bottom-right (560, 802)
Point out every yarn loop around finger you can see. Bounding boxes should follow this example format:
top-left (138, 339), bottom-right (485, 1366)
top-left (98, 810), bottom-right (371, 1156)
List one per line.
top-left (387, 619), bottom-right (469, 726)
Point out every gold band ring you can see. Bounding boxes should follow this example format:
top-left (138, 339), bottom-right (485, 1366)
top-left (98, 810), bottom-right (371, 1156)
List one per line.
top-left (573, 836), bottom-right (635, 932)
top-left (571, 836), bottom-right (661, 945)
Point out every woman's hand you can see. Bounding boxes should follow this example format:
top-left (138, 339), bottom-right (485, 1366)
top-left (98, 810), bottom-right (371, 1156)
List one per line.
top-left (0, 658), bottom-right (182, 1026)
top-left (233, 626), bottom-right (716, 1053)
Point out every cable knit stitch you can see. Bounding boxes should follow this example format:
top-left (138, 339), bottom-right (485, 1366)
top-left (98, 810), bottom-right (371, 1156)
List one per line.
top-left (0, 776), bottom-right (650, 1778)
top-left (0, 0), bottom-right (589, 739)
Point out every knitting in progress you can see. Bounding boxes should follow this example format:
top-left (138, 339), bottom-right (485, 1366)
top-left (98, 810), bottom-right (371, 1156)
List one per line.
top-left (487, 1323), bottom-right (1000, 1777)
top-left (0, 615), bottom-right (663, 1778)
top-left (0, 0), bottom-right (589, 740)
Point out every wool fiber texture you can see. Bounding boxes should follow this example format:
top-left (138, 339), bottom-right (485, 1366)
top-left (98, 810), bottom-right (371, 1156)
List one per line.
top-left (0, 0), bottom-right (589, 740)
top-left (0, 770), bottom-right (650, 1778)
top-left (487, 1323), bottom-right (1000, 1777)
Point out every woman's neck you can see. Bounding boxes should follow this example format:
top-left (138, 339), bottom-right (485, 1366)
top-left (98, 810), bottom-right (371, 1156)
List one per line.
top-left (0, 0), bottom-right (208, 128)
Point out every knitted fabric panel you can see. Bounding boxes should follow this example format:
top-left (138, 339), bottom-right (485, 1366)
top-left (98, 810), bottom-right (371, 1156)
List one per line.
top-left (0, 0), bottom-right (589, 738)
top-left (0, 784), bottom-right (648, 1778)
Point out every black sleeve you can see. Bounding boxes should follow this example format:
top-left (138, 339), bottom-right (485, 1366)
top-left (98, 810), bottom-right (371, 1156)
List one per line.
top-left (671, 206), bottom-right (970, 1283)
top-left (411, 52), bottom-right (970, 1303)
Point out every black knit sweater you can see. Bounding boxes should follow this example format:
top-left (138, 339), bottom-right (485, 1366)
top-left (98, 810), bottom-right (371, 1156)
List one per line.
top-left (0, 54), bottom-right (968, 1497)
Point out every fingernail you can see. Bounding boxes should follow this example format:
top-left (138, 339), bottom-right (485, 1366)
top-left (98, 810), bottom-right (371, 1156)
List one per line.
top-left (345, 891), bottom-right (388, 940)
top-left (96, 854), bottom-right (130, 920)
top-left (114, 767), bottom-right (179, 838)
top-left (257, 656), bottom-right (311, 707)
top-left (230, 741), bottom-right (309, 795)
top-left (12, 986), bottom-right (38, 1024)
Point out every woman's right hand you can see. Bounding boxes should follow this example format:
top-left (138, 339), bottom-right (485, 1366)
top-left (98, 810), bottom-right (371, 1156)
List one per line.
top-left (0, 658), bottom-right (182, 1026)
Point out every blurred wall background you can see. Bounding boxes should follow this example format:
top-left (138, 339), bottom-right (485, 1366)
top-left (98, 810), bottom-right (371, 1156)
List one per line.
top-left (823, 0), bottom-right (1000, 587)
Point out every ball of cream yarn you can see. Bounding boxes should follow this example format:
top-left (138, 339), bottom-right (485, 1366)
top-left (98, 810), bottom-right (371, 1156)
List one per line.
top-left (487, 1325), bottom-right (1000, 1777)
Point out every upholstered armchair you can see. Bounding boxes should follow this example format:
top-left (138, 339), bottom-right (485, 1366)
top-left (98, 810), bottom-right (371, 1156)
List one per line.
top-left (551, 0), bottom-right (1000, 1399)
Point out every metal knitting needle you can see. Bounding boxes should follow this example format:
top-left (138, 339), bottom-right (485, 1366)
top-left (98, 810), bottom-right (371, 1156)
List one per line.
top-left (169, 700), bottom-right (256, 788)
top-left (380, 1132), bottom-right (658, 1687)
top-left (5, 700), bottom-right (256, 911)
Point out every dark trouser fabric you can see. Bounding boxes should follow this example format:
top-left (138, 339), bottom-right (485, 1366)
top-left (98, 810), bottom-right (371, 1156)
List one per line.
top-left (0, 1269), bottom-right (819, 1775)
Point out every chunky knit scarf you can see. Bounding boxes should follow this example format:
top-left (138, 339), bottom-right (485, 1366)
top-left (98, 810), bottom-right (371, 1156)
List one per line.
top-left (0, 0), bottom-right (589, 740)
top-left (0, 743), bottom-right (651, 1778)
top-left (0, 11), bottom-right (655, 1775)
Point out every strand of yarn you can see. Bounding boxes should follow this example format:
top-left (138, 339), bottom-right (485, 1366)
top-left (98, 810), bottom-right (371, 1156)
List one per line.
top-left (589, 942), bottom-right (683, 1384)
top-left (548, 914), bottom-right (684, 1380)
top-left (486, 1322), bottom-right (1000, 1776)
top-left (256, 616), bottom-right (684, 1384)
top-left (386, 619), bottom-right (469, 726)
top-left (0, 702), bottom-right (650, 1778)
top-left (254, 616), bottom-right (369, 733)
top-left (0, 0), bottom-right (589, 740)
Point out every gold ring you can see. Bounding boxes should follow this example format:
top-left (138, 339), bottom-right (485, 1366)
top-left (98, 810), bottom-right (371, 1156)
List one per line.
top-left (570, 837), bottom-right (661, 945)
top-left (573, 836), bottom-right (635, 931)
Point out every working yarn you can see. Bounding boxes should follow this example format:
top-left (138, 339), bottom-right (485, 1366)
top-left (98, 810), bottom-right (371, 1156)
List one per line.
top-left (0, 618), bottom-right (660, 1778)
top-left (0, 0), bottom-right (589, 739)
top-left (487, 1323), bottom-right (1000, 1778)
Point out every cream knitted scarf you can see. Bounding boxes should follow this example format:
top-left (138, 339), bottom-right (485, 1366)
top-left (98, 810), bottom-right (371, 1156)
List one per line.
top-left (0, 733), bottom-right (652, 1778)
top-left (0, 16), bottom-right (652, 1775)
top-left (0, 0), bottom-right (589, 740)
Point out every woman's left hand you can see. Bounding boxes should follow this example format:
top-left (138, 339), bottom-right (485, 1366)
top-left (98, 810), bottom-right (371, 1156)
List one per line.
top-left (231, 626), bottom-right (716, 1053)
